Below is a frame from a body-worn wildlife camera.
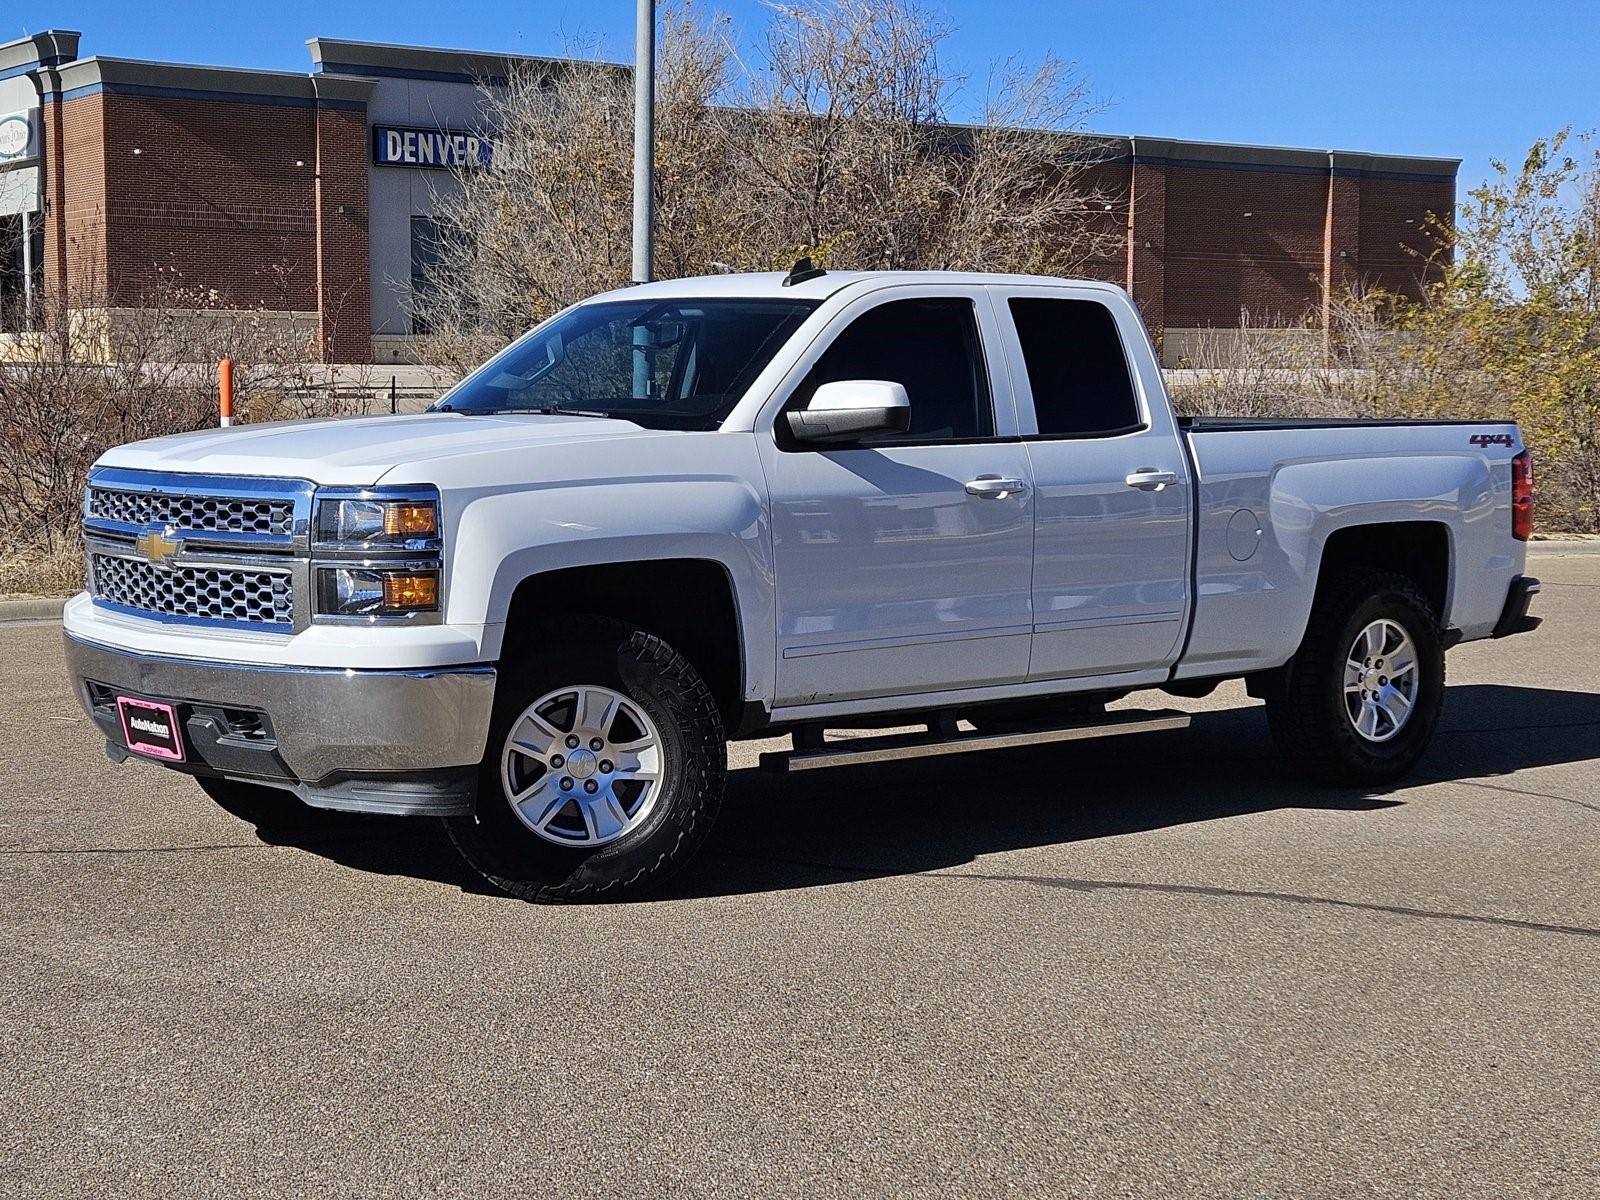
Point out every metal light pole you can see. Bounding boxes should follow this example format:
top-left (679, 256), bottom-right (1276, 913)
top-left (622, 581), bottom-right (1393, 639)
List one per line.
top-left (19, 209), bottom-right (33, 330)
top-left (631, 0), bottom-right (656, 285)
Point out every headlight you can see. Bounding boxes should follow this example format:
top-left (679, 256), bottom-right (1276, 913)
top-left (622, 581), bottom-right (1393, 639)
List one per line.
top-left (317, 566), bottom-right (441, 617)
top-left (311, 486), bottom-right (443, 622)
top-left (315, 494), bottom-right (439, 548)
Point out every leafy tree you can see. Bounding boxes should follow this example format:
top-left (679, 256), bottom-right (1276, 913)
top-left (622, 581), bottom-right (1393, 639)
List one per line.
top-left (1404, 130), bottom-right (1600, 530)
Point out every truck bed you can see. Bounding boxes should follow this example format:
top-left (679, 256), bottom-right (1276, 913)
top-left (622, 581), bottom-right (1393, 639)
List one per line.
top-left (1178, 416), bottom-right (1514, 433)
top-left (1173, 416), bottom-right (1526, 682)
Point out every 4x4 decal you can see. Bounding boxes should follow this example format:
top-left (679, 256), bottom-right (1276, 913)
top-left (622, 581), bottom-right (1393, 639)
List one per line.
top-left (1470, 432), bottom-right (1515, 448)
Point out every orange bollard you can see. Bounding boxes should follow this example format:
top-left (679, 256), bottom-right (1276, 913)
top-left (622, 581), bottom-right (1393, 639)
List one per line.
top-left (219, 357), bottom-right (235, 428)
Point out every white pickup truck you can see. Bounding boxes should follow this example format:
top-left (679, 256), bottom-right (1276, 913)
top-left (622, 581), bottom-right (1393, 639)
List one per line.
top-left (64, 268), bottom-right (1541, 901)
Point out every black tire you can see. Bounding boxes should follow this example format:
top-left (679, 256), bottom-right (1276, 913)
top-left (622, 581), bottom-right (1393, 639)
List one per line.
top-left (196, 775), bottom-right (358, 832)
top-left (445, 617), bottom-right (726, 903)
top-left (1265, 569), bottom-right (1445, 785)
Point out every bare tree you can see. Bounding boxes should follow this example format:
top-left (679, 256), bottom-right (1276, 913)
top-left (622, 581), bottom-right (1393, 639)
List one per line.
top-left (932, 58), bottom-right (1123, 274)
top-left (411, 62), bottom-right (631, 375)
top-left (652, 4), bottom-right (753, 280)
top-left (729, 2), bottom-right (1120, 273)
top-left (724, 0), bottom-right (951, 268)
top-left (413, 0), bottom-right (1122, 367)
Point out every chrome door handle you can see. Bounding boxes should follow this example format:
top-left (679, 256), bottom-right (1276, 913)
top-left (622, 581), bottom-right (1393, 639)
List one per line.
top-left (1125, 468), bottom-right (1178, 492)
top-left (964, 475), bottom-right (1028, 499)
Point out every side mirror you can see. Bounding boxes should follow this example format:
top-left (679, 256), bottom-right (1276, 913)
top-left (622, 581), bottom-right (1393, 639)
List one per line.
top-left (786, 380), bottom-right (911, 444)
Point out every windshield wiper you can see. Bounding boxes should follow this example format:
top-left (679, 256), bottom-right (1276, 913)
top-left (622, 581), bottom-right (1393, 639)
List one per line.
top-left (428, 401), bottom-right (502, 415)
top-left (431, 404), bottom-right (617, 418)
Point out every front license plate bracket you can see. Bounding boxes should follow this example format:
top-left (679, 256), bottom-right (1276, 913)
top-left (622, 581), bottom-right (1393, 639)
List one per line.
top-left (115, 696), bottom-right (185, 762)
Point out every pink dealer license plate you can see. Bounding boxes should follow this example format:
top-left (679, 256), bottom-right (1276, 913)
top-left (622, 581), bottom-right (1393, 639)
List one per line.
top-left (116, 696), bottom-right (185, 762)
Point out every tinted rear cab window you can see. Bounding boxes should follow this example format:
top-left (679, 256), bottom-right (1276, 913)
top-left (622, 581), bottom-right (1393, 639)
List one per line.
top-left (1008, 298), bottom-right (1142, 438)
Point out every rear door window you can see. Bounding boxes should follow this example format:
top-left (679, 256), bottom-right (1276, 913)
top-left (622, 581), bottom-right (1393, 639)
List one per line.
top-left (1008, 298), bottom-right (1142, 438)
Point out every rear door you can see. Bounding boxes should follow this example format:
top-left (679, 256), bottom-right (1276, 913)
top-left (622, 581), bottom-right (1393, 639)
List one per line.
top-left (756, 287), bottom-right (1035, 707)
top-left (990, 285), bottom-right (1192, 682)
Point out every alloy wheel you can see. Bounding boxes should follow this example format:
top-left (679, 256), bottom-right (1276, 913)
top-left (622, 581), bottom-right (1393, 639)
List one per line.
top-left (501, 685), bottom-right (665, 846)
top-left (1343, 619), bottom-right (1420, 743)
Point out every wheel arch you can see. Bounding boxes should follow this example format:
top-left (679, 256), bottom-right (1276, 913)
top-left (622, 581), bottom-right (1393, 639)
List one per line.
top-left (1258, 564), bottom-right (1447, 783)
top-left (1248, 522), bottom-right (1453, 700)
top-left (1311, 520), bottom-right (1453, 624)
top-left (494, 557), bottom-right (752, 731)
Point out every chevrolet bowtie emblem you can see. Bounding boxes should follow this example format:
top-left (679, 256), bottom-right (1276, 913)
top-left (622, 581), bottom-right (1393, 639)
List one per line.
top-left (135, 526), bottom-right (183, 569)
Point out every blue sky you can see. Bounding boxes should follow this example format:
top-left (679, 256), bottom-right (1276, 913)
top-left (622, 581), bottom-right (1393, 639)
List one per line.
top-left (9, 0), bottom-right (1596, 195)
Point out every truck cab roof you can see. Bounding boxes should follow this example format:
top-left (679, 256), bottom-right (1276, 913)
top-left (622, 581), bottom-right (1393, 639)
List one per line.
top-left (590, 269), bottom-right (1132, 304)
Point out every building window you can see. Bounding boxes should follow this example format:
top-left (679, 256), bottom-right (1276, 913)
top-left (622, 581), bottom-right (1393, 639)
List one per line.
top-left (409, 216), bottom-right (444, 335)
top-left (0, 213), bottom-right (43, 332)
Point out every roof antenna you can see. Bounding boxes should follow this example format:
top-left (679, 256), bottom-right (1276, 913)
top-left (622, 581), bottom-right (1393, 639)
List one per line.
top-left (782, 256), bottom-right (827, 287)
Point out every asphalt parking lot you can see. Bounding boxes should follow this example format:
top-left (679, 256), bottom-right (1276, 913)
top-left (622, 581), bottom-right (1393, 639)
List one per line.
top-left (2, 548), bottom-right (1597, 1199)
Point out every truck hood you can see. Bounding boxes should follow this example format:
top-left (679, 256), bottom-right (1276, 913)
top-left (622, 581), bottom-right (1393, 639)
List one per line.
top-left (96, 412), bottom-right (655, 487)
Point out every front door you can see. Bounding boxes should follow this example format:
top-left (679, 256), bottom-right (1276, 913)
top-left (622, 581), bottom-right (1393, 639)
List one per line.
top-left (759, 290), bottom-right (1035, 707)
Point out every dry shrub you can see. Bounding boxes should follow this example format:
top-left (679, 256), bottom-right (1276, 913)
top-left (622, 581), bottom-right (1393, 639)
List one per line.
top-left (1166, 296), bottom-right (1419, 421)
top-left (0, 540), bottom-right (84, 598)
top-left (0, 282), bottom-right (376, 592)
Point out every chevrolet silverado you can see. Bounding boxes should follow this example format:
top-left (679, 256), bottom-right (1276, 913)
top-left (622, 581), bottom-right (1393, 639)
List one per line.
top-left (64, 268), bottom-right (1541, 900)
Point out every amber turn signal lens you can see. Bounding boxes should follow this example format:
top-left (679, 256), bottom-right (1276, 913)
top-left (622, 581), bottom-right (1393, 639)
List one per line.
top-left (381, 572), bottom-right (439, 611)
top-left (382, 502), bottom-right (438, 538)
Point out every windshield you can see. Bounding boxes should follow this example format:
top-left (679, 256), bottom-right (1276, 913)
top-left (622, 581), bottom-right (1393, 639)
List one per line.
top-left (435, 298), bottom-right (819, 430)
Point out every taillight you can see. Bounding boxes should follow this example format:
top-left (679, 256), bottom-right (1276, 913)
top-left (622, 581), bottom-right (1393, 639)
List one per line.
top-left (1511, 450), bottom-right (1534, 541)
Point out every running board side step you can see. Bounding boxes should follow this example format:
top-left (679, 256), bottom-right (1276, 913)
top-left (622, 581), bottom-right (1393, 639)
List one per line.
top-left (758, 708), bottom-right (1192, 773)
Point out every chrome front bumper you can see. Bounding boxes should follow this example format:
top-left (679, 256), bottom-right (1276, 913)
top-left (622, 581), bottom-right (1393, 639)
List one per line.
top-left (64, 633), bottom-right (495, 816)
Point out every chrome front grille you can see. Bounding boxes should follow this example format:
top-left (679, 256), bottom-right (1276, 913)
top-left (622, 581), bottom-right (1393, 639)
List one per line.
top-left (82, 467), bottom-right (314, 630)
top-left (87, 487), bottom-right (295, 537)
top-left (90, 553), bottom-right (295, 627)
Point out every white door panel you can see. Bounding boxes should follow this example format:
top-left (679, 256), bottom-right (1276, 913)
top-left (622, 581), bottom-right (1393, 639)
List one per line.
top-left (765, 442), bottom-right (1034, 704)
top-left (1023, 437), bottom-right (1189, 679)
top-left (757, 285), bottom-right (1034, 706)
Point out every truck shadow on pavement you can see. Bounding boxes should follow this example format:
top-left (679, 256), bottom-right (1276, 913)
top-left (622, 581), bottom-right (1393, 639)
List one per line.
top-left (242, 683), bottom-right (1600, 899)
top-left (678, 683), bottom-right (1600, 899)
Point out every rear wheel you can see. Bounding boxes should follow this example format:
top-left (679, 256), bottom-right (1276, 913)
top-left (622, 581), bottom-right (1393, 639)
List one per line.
top-left (1265, 570), bottom-right (1445, 784)
top-left (446, 618), bottom-right (726, 903)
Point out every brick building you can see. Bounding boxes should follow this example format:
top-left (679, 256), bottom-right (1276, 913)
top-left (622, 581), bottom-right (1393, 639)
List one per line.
top-left (0, 29), bottom-right (1459, 365)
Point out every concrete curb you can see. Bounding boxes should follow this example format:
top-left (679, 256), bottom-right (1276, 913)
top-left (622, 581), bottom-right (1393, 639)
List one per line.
top-left (0, 597), bottom-right (67, 622)
top-left (1528, 539), bottom-right (1600, 556)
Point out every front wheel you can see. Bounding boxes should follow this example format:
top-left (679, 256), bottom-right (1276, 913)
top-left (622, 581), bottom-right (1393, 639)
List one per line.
top-left (446, 618), bottom-right (726, 903)
top-left (1265, 570), bottom-right (1445, 785)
